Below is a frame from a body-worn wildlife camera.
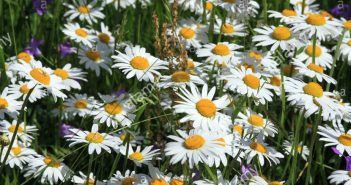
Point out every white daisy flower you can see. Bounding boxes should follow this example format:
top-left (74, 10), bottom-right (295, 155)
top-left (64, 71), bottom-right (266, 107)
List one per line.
top-left (253, 25), bottom-right (302, 52)
top-left (159, 70), bottom-right (204, 89)
top-left (120, 145), bottom-right (160, 167)
top-left (165, 129), bottom-right (227, 168)
top-left (112, 45), bottom-right (167, 82)
top-left (194, 170), bottom-right (240, 185)
top-left (173, 83), bottom-right (231, 131)
top-left (339, 34), bottom-right (351, 65)
top-left (78, 43), bottom-right (112, 76)
top-left (91, 94), bottom-right (135, 128)
top-left (294, 43), bottom-right (333, 69)
top-left (94, 22), bottom-right (115, 50)
top-left (318, 122), bottom-right (351, 156)
top-left (0, 120), bottom-right (37, 146)
top-left (109, 169), bottom-right (150, 185)
top-left (290, 0), bottom-right (319, 14)
top-left (7, 51), bottom-right (35, 64)
top-left (104, 0), bottom-right (135, 9)
top-left (282, 140), bottom-right (309, 161)
top-left (0, 87), bottom-right (23, 119)
top-left (8, 81), bottom-right (46, 103)
top-left (237, 109), bottom-right (277, 137)
top-left (63, 93), bottom-right (96, 118)
top-left (174, 18), bottom-right (209, 48)
top-left (214, 17), bottom-right (247, 37)
top-left (268, 9), bottom-right (300, 23)
top-left (53, 63), bottom-right (87, 90)
top-left (328, 170), bottom-right (351, 185)
top-left (249, 175), bottom-right (285, 185)
top-left (71, 171), bottom-right (104, 185)
top-left (291, 59), bottom-right (336, 84)
top-left (65, 124), bottom-right (122, 155)
top-left (196, 42), bottom-right (242, 66)
top-left (64, 0), bottom-right (105, 25)
top-left (62, 23), bottom-right (95, 48)
top-left (0, 144), bottom-right (37, 169)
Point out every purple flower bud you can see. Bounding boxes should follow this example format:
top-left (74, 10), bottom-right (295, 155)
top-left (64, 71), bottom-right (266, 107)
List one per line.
top-left (240, 164), bottom-right (257, 181)
top-left (330, 4), bottom-right (351, 20)
top-left (24, 38), bottom-right (44, 57)
top-left (331, 147), bottom-right (343, 156)
top-left (345, 156), bottom-right (351, 171)
top-left (58, 42), bottom-right (77, 59)
top-left (59, 123), bottom-right (75, 138)
top-left (32, 0), bottom-right (53, 16)
top-left (115, 89), bottom-right (127, 97)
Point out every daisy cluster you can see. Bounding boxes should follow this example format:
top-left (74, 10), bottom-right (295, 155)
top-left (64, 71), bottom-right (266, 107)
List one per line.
top-left (1, 0), bottom-right (351, 184)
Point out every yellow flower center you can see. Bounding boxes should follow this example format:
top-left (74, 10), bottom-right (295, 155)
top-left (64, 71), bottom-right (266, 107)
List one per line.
top-left (119, 134), bottom-right (134, 141)
top-left (268, 181), bottom-right (283, 185)
top-left (170, 179), bottom-right (184, 185)
top-left (122, 177), bottom-right (138, 185)
top-left (272, 26), bottom-right (291, 40)
top-left (99, 33), bottom-right (111, 44)
top-left (171, 71), bottom-right (191, 82)
top-left (241, 63), bottom-right (256, 72)
top-left (54, 68), bottom-right (69, 80)
top-left (196, 99), bottom-right (217, 118)
top-left (270, 76), bottom-right (281, 87)
top-left (30, 68), bottom-right (51, 86)
top-left (320, 11), bottom-right (333, 20)
top-left (85, 132), bottom-right (104, 143)
top-left (86, 50), bottom-right (101, 62)
top-left (130, 56), bottom-right (150, 70)
top-left (74, 99), bottom-right (88, 109)
top-left (222, 0), bottom-right (236, 3)
top-left (303, 82), bottom-right (324, 98)
top-left (306, 14), bottom-right (326, 26)
top-left (43, 157), bottom-right (61, 168)
top-left (212, 44), bottom-right (230, 56)
top-left (347, 40), bottom-right (351, 47)
top-left (339, 134), bottom-right (351, 146)
top-left (296, 145), bottom-right (302, 153)
top-left (205, 2), bottom-right (213, 11)
top-left (306, 45), bottom-right (322, 57)
top-left (349, 171), bottom-right (351, 177)
top-left (187, 59), bottom-right (195, 69)
top-left (75, 28), bottom-right (88, 38)
top-left (150, 178), bottom-right (168, 185)
top-left (84, 180), bottom-right (95, 185)
top-left (180, 27), bottom-right (196, 39)
top-left (17, 52), bottom-right (31, 63)
top-left (221, 23), bottom-right (235, 34)
top-left (248, 115), bottom-right (264, 127)
top-left (129, 152), bottom-right (144, 161)
top-left (0, 98), bottom-right (9, 109)
top-left (282, 9), bottom-right (297, 17)
top-left (11, 146), bottom-right (22, 156)
top-left (249, 51), bottom-right (262, 61)
top-left (8, 125), bottom-right (23, 133)
top-left (104, 102), bottom-right (123, 115)
top-left (78, 5), bottom-right (90, 14)
top-left (19, 84), bottom-right (30, 94)
top-left (243, 74), bottom-right (260, 89)
top-left (233, 124), bottom-right (243, 136)
top-left (307, 63), bottom-right (324, 74)
top-left (184, 134), bottom-right (205, 150)
top-left (250, 142), bottom-right (267, 153)
top-left (283, 64), bottom-right (294, 76)
top-left (344, 21), bottom-right (351, 30)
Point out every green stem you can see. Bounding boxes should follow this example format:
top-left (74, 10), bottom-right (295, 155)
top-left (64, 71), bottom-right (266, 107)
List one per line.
top-left (86, 154), bottom-right (94, 185)
top-left (289, 111), bottom-right (304, 184)
top-left (312, 31), bottom-right (317, 64)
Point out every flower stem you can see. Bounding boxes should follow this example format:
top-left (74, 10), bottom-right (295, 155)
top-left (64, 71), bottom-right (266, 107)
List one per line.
top-left (86, 153), bottom-right (94, 185)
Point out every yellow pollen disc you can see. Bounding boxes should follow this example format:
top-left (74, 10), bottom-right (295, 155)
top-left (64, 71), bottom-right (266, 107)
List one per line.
top-left (17, 52), bottom-right (32, 63)
top-left (19, 84), bottom-right (30, 94)
top-left (205, 2), bottom-right (213, 11)
top-left (187, 60), bottom-right (195, 69)
top-left (270, 76), bottom-right (281, 87)
top-left (104, 102), bottom-right (123, 115)
top-left (180, 27), bottom-right (196, 39)
top-left (320, 11), bottom-right (333, 20)
top-left (75, 28), bottom-right (88, 38)
top-left (129, 152), bottom-right (144, 161)
top-left (84, 180), bottom-right (95, 185)
top-left (303, 82), bottom-right (324, 98)
top-left (233, 124), bottom-right (243, 136)
top-left (221, 23), bottom-right (235, 34)
top-left (222, 0), bottom-right (236, 3)
top-left (78, 5), bottom-right (90, 14)
top-left (243, 74), bottom-right (260, 89)
top-left (74, 99), bottom-right (88, 109)
top-left (272, 26), bottom-right (291, 40)
top-left (130, 56), bottom-right (150, 70)
top-left (282, 9), bottom-right (297, 17)
top-left (347, 40), bottom-right (351, 47)
top-left (0, 98), bottom-right (9, 109)
top-left (241, 63), bottom-right (256, 72)
top-left (54, 68), bottom-right (69, 80)
top-left (306, 14), bottom-right (326, 26)
top-left (268, 181), bottom-right (283, 185)
top-left (339, 134), bottom-right (351, 146)
top-left (170, 179), bottom-right (184, 185)
top-left (43, 157), bottom-right (61, 168)
top-left (306, 45), bottom-right (322, 57)
top-left (248, 115), bottom-right (264, 127)
top-left (296, 145), bottom-right (302, 153)
top-left (11, 146), bottom-right (22, 156)
top-left (119, 134), bottom-right (134, 141)
top-left (85, 132), bottom-right (104, 143)
top-left (99, 33), bottom-right (111, 44)
top-left (212, 44), bottom-right (230, 56)
top-left (171, 71), bottom-right (191, 82)
top-left (8, 125), bottom-right (23, 133)
top-left (344, 21), bottom-right (351, 30)
top-left (122, 177), bottom-right (138, 185)
top-left (150, 178), bottom-right (168, 185)
top-left (184, 135), bottom-right (205, 150)
top-left (30, 68), bottom-right (51, 86)
top-left (196, 99), bottom-right (217, 118)
top-left (216, 138), bottom-right (226, 147)
top-left (250, 142), bottom-right (267, 153)
top-left (307, 63), bottom-right (324, 74)
top-left (86, 50), bottom-right (101, 62)
top-left (249, 51), bottom-right (262, 61)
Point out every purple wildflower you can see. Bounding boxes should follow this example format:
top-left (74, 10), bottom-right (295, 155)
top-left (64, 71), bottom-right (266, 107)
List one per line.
top-left (59, 123), bottom-right (75, 138)
top-left (23, 38), bottom-right (44, 57)
top-left (58, 42), bottom-right (77, 58)
top-left (115, 88), bottom-right (127, 97)
top-left (330, 4), bottom-right (351, 20)
top-left (32, 0), bottom-right (53, 16)
top-left (345, 156), bottom-right (351, 171)
top-left (331, 147), bottom-right (343, 156)
top-left (240, 164), bottom-right (257, 181)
